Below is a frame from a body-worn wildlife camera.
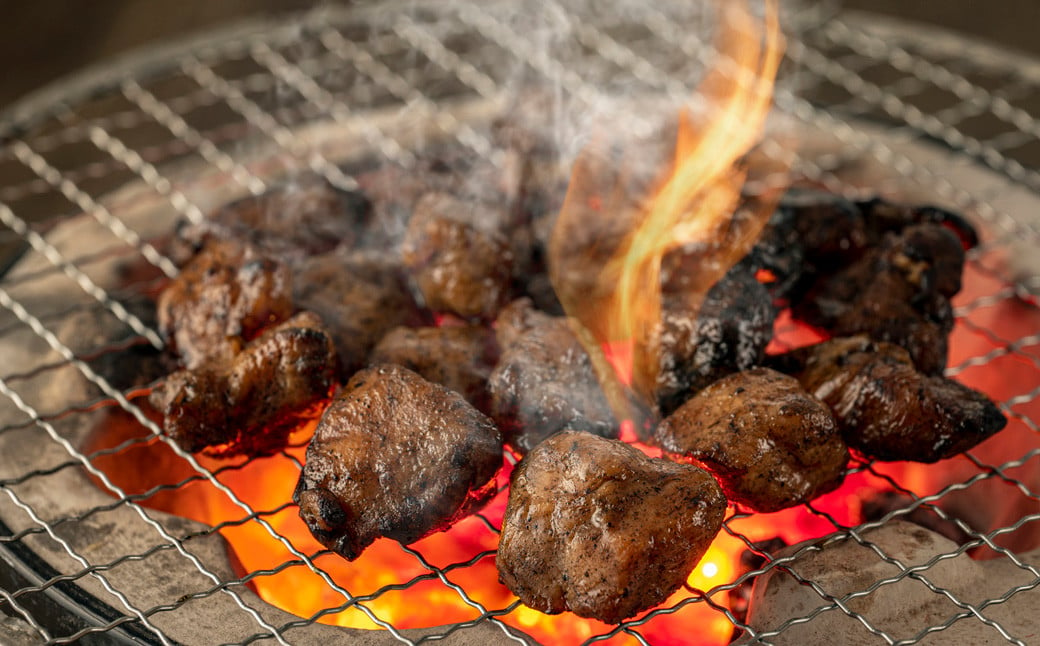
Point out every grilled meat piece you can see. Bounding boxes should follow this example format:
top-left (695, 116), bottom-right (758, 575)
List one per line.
top-left (294, 250), bottom-right (423, 379)
top-left (295, 364), bottom-right (503, 560)
top-left (170, 177), bottom-right (370, 266)
top-left (654, 265), bottom-right (777, 417)
top-left (795, 224), bottom-right (964, 374)
top-left (654, 368), bottom-right (848, 512)
top-left (497, 431), bottom-right (726, 623)
top-left (488, 315), bottom-right (616, 454)
top-left (150, 311), bottom-right (337, 457)
top-left (493, 297), bottom-right (556, 350)
top-left (157, 240), bottom-right (293, 370)
top-left (369, 325), bottom-right (499, 414)
top-left (401, 192), bottom-right (516, 320)
top-left (772, 336), bottom-right (1006, 462)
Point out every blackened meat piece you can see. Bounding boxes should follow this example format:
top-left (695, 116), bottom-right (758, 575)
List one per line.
top-left (654, 368), bottom-right (848, 512)
top-left (369, 325), bottom-right (499, 414)
top-left (150, 311), bottom-right (337, 457)
top-left (170, 177), bottom-right (370, 265)
top-left (157, 240), bottom-right (293, 370)
top-left (654, 266), bottom-right (777, 416)
top-left (295, 364), bottom-right (502, 560)
top-left (857, 198), bottom-right (979, 249)
top-left (497, 431), bottom-right (726, 623)
top-left (796, 224), bottom-right (965, 374)
top-left (488, 316), bottom-right (616, 454)
top-left (401, 192), bottom-right (515, 320)
top-left (773, 336), bottom-right (1006, 462)
top-left (294, 250), bottom-right (423, 379)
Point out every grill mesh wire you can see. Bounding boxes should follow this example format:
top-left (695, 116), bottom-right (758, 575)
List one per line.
top-left (2, 1), bottom-right (1040, 644)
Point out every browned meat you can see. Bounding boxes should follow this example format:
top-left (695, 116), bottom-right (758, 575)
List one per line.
top-left (488, 315), bottom-right (616, 454)
top-left (653, 368), bottom-right (848, 512)
top-left (496, 431), bottom-right (726, 623)
top-left (294, 250), bottom-right (423, 379)
top-left (794, 224), bottom-right (964, 374)
top-left (772, 336), bottom-right (1006, 462)
top-left (157, 240), bottom-right (293, 370)
top-left (401, 192), bottom-right (516, 320)
top-left (294, 364), bottom-right (503, 560)
top-left (493, 297), bottom-right (556, 350)
top-left (654, 266), bottom-right (777, 417)
top-left (170, 177), bottom-right (370, 266)
top-left (150, 311), bottom-right (337, 457)
top-left (369, 325), bottom-right (499, 414)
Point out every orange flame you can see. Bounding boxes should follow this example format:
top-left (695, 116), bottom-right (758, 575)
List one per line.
top-left (549, 0), bottom-right (784, 419)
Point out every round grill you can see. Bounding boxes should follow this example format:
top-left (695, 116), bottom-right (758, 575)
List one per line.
top-left (3, 2), bottom-right (1040, 644)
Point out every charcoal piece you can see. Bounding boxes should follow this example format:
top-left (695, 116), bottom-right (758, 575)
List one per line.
top-left (861, 491), bottom-right (972, 546)
top-left (772, 336), bottom-right (1006, 462)
top-left (496, 431), bottom-right (726, 623)
top-left (401, 192), bottom-right (516, 320)
top-left (369, 324), bottom-right (499, 414)
top-left (488, 315), bottom-right (616, 454)
top-left (857, 198), bottom-right (979, 249)
top-left (157, 240), bottom-right (293, 370)
top-left (294, 250), bottom-right (424, 379)
top-left (654, 267), bottom-right (777, 416)
top-left (654, 368), bottom-right (848, 512)
top-left (294, 364), bottom-right (502, 560)
top-left (150, 311), bottom-right (337, 457)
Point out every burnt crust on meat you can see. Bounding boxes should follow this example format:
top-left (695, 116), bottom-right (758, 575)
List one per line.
top-left (771, 336), bottom-right (1007, 462)
top-left (294, 364), bottom-right (503, 561)
top-left (496, 431), bottom-right (726, 623)
top-left (149, 311), bottom-right (337, 457)
top-left (157, 239), bottom-right (293, 371)
top-left (654, 368), bottom-right (848, 512)
top-left (369, 324), bottom-right (499, 414)
top-left (488, 315), bottom-right (617, 454)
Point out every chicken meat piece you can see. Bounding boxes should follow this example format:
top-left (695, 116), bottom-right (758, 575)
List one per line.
top-left (150, 311), bottom-right (337, 457)
top-left (795, 224), bottom-right (964, 374)
top-left (488, 315), bottom-right (616, 454)
top-left (653, 368), bottom-right (848, 512)
top-left (157, 239), bottom-right (293, 370)
top-left (369, 325), bottom-right (499, 414)
top-left (401, 192), bottom-right (516, 320)
top-left (294, 250), bottom-right (423, 379)
top-left (294, 364), bottom-right (503, 560)
top-left (654, 266), bottom-right (777, 417)
top-left (771, 336), bottom-right (1006, 462)
top-left (497, 431), bottom-right (726, 623)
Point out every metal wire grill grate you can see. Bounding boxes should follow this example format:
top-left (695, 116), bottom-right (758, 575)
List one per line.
top-left (2, 2), bottom-right (1040, 644)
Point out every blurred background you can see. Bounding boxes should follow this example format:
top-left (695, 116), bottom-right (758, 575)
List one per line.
top-left (2, 0), bottom-right (1039, 110)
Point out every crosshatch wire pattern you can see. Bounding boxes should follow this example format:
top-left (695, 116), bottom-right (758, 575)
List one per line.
top-left (2, 1), bottom-right (1040, 644)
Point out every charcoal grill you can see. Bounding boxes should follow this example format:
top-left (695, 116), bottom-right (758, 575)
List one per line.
top-left (3, 1), bottom-right (1040, 644)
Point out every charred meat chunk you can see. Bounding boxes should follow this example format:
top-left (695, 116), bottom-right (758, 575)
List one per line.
top-left (795, 224), bottom-right (965, 374)
top-left (401, 192), bottom-right (515, 320)
top-left (150, 311), bottom-right (337, 457)
top-left (497, 431), bottom-right (726, 623)
top-left (369, 325), bottom-right (499, 414)
top-left (294, 250), bottom-right (423, 379)
top-left (655, 265), bottom-right (777, 417)
top-left (170, 177), bottom-right (370, 266)
top-left (157, 240), bottom-right (293, 370)
top-left (295, 364), bottom-right (503, 560)
top-left (488, 315), bottom-right (616, 454)
top-left (773, 336), bottom-right (1006, 462)
top-left (654, 368), bottom-right (848, 512)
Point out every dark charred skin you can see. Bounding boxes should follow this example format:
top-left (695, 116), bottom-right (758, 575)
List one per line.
top-left (654, 368), bottom-right (848, 513)
top-left (771, 336), bottom-right (1007, 463)
top-left (496, 431), bottom-right (726, 623)
top-left (488, 315), bottom-right (617, 454)
top-left (294, 364), bottom-right (503, 561)
top-left (294, 250), bottom-right (424, 380)
top-left (156, 240), bottom-right (293, 371)
top-left (150, 311), bottom-right (338, 457)
top-left (369, 325), bottom-right (499, 415)
top-left (655, 266), bottom-right (778, 417)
